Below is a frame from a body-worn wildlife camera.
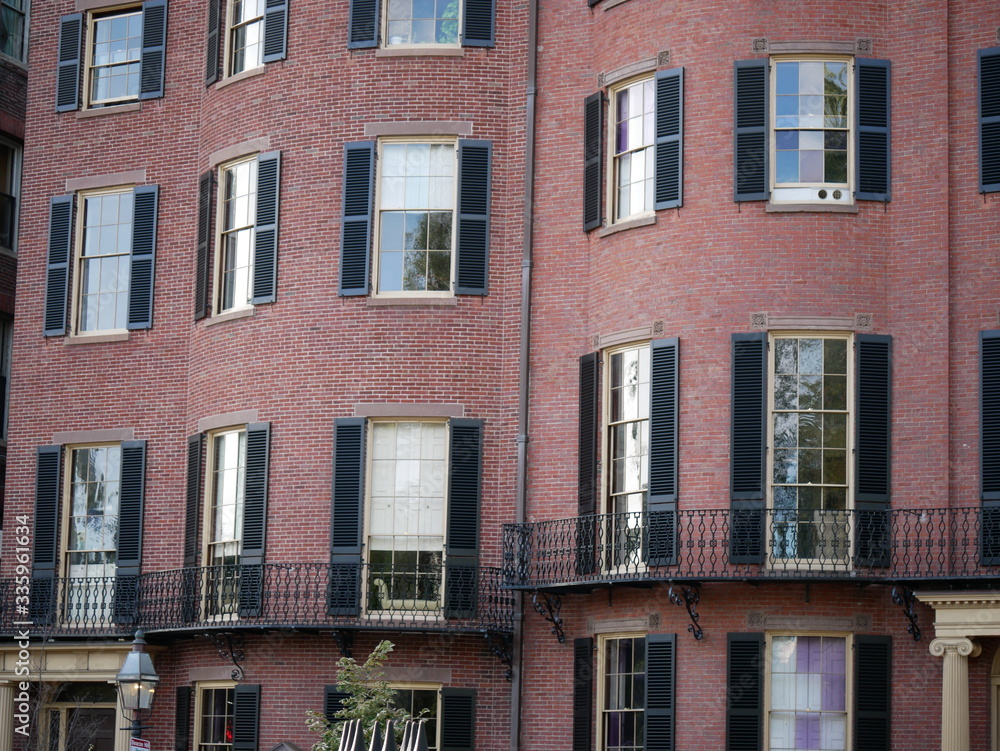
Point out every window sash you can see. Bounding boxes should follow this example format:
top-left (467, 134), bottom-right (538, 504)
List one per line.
top-left (228, 0), bottom-right (264, 74)
top-left (75, 190), bottom-right (133, 333)
top-left (384, 0), bottom-right (460, 46)
top-left (611, 78), bottom-right (655, 220)
top-left (196, 685), bottom-right (236, 751)
top-left (598, 635), bottom-right (647, 751)
top-left (0, 0), bottom-right (27, 60)
top-left (87, 10), bottom-right (143, 106)
top-left (391, 685), bottom-right (441, 750)
top-left (218, 158), bottom-right (257, 311)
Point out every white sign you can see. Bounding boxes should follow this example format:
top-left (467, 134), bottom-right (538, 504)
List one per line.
top-left (129, 738), bottom-right (150, 751)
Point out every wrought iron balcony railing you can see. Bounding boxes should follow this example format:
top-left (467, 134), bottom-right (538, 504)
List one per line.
top-left (502, 507), bottom-right (1000, 589)
top-left (1, 562), bottom-right (514, 638)
top-left (0, 191), bottom-right (14, 249)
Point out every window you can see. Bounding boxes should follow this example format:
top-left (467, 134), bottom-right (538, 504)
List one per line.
top-left (75, 189), bottom-right (133, 332)
top-left (87, 8), bottom-right (143, 106)
top-left (610, 78), bottom-right (655, 221)
top-left (347, 0), bottom-right (492, 48)
top-left (392, 685), bottom-right (440, 750)
top-left (204, 428), bottom-right (246, 615)
top-left (598, 635), bottom-right (646, 751)
top-left (385, 0), bottom-right (458, 45)
top-left (206, 0), bottom-right (285, 85)
top-left (227, 0), bottom-right (263, 75)
top-left (0, 138), bottom-right (21, 252)
top-left (195, 683), bottom-right (235, 751)
top-left (44, 683), bottom-right (119, 751)
top-left (0, 0), bottom-right (27, 61)
top-left (218, 158), bottom-right (257, 311)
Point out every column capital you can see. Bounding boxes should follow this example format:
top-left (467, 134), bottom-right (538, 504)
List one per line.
top-left (929, 637), bottom-right (982, 658)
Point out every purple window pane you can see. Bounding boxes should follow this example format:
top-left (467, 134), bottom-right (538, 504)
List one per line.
top-left (619, 638), bottom-right (633, 673)
top-left (607, 713), bottom-right (621, 746)
top-left (799, 151), bottom-right (823, 183)
top-left (821, 637), bottom-right (846, 673)
top-left (795, 713), bottom-right (821, 750)
top-left (617, 89), bottom-right (629, 124)
top-left (617, 120), bottom-right (628, 155)
top-left (796, 636), bottom-right (821, 673)
top-left (821, 672), bottom-right (846, 712)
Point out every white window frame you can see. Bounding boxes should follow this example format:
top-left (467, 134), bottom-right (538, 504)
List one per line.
top-left (42, 682), bottom-right (127, 751)
top-left (224, 0), bottom-right (264, 77)
top-left (0, 0), bottom-right (30, 63)
top-left (596, 632), bottom-right (647, 751)
top-left (382, 0), bottom-right (461, 48)
top-left (214, 155), bottom-right (258, 314)
top-left (390, 683), bottom-right (442, 750)
top-left (201, 426), bottom-right (247, 619)
top-left (0, 135), bottom-right (22, 255)
top-left (84, 5), bottom-right (144, 109)
top-left (769, 55), bottom-right (854, 205)
top-left (373, 137), bottom-right (458, 298)
top-left (607, 76), bottom-right (656, 223)
top-left (194, 681), bottom-right (237, 751)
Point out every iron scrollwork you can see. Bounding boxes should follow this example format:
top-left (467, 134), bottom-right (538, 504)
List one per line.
top-left (485, 630), bottom-right (514, 681)
top-left (668, 583), bottom-right (703, 641)
top-left (531, 591), bottom-right (565, 643)
top-left (891, 586), bottom-right (921, 641)
top-left (209, 632), bottom-right (247, 681)
top-left (333, 629), bottom-right (354, 659)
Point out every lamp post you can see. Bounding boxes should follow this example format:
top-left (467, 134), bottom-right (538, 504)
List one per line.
top-left (115, 630), bottom-right (160, 739)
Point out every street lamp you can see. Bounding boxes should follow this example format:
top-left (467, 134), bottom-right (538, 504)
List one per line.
top-left (116, 630), bottom-right (160, 738)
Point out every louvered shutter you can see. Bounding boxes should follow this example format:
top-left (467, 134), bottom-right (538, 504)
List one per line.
top-left (462, 0), bottom-right (493, 47)
top-left (445, 419), bottom-right (482, 618)
top-left (583, 92), bottom-right (603, 231)
top-left (854, 636), bottom-right (891, 751)
top-left (980, 48), bottom-right (1000, 193)
top-left (127, 185), bottom-right (159, 329)
top-left (654, 68), bottom-right (683, 211)
top-left (45, 196), bottom-right (73, 336)
top-left (733, 60), bottom-right (768, 201)
top-left (114, 441), bottom-right (146, 624)
top-left (323, 686), bottom-right (349, 723)
top-left (238, 423), bottom-right (270, 616)
top-left (252, 152), bottom-right (281, 304)
top-left (232, 684), bottom-right (261, 751)
top-left (31, 446), bottom-right (61, 625)
top-left (330, 418), bottom-right (365, 615)
top-left (440, 688), bottom-right (475, 751)
top-left (139, 0), bottom-right (168, 99)
top-left (648, 338), bottom-right (679, 566)
top-left (456, 140), bottom-right (491, 295)
top-left (646, 634), bottom-right (676, 751)
top-left (339, 142), bottom-right (374, 296)
top-left (56, 15), bottom-right (82, 112)
top-left (980, 331), bottom-right (1000, 563)
top-left (195, 171), bottom-right (214, 319)
top-left (205, 0), bottom-right (222, 85)
top-left (855, 59), bottom-right (891, 201)
top-left (726, 633), bottom-right (763, 751)
top-left (183, 434), bottom-right (203, 621)
top-left (854, 335), bottom-right (891, 567)
top-left (730, 333), bottom-right (766, 564)
top-left (572, 638), bottom-right (592, 751)
top-left (348, 0), bottom-right (379, 48)
top-left (262, 0), bottom-right (288, 62)
top-left (577, 353), bottom-right (599, 575)
top-left (175, 686), bottom-right (192, 751)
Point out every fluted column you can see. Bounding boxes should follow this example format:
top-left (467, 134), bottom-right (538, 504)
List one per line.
top-left (929, 637), bottom-right (981, 751)
top-left (0, 682), bottom-right (14, 751)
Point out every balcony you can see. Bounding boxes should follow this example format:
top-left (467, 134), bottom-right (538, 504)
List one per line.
top-left (0, 562), bottom-right (514, 638)
top-left (502, 507), bottom-right (1000, 590)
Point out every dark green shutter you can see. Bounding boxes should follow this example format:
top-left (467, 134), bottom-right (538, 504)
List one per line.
top-left (733, 60), bottom-right (768, 201)
top-left (646, 634), bottom-right (676, 751)
top-left (572, 638), bottom-right (592, 751)
top-left (252, 152), bottom-right (281, 304)
top-left (195, 171), bottom-right (214, 320)
top-left (980, 48), bottom-right (1000, 193)
top-left (262, 0), bottom-right (288, 62)
top-left (205, 0), bottom-right (221, 85)
top-left (854, 334), bottom-right (891, 567)
top-left (232, 684), bottom-right (261, 751)
top-left (648, 338), bottom-right (679, 565)
top-left (175, 686), bottom-right (192, 751)
top-left (654, 68), bottom-right (683, 211)
top-left (45, 196), bottom-right (73, 336)
top-left (462, 0), bottom-right (493, 47)
top-left (730, 333), bottom-right (766, 564)
top-left (456, 140), bottom-right (491, 295)
top-left (348, 0), bottom-right (379, 48)
top-left (726, 633), bottom-right (763, 751)
top-left (31, 446), bottom-right (61, 625)
top-left (577, 353), bottom-right (599, 575)
top-left (330, 418), bottom-right (365, 615)
top-left (139, 0), bottom-right (168, 99)
top-left (980, 331), bottom-right (1000, 563)
top-left (324, 686), bottom-right (349, 723)
top-left (239, 423), bottom-right (270, 616)
top-left (445, 419), bottom-right (482, 618)
top-left (56, 14), bottom-right (82, 111)
top-left (854, 636), bottom-right (891, 751)
top-left (339, 142), bottom-right (374, 296)
top-left (583, 92), bottom-right (603, 231)
top-left (114, 441), bottom-right (146, 624)
top-left (856, 59), bottom-right (891, 201)
top-left (440, 688), bottom-right (475, 751)
top-left (127, 185), bottom-right (159, 329)
top-left (184, 434), bottom-right (203, 567)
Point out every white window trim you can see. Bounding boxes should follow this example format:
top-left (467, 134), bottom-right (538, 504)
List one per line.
top-left (389, 682), bottom-right (442, 750)
top-left (595, 632), bottom-right (647, 751)
top-left (223, 0), bottom-right (264, 78)
top-left (0, 135), bottom-right (22, 256)
top-left (606, 75), bottom-right (656, 225)
top-left (201, 426), bottom-right (246, 567)
top-left (381, 1), bottom-right (462, 48)
top-left (83, 4), bottom-right (144, 109)
top-left (194, 681), bottom-right (237, 751)
top-left (42, 684), bottom-right (128, 751)
top-left (213, 155), bottom-right (258, 315)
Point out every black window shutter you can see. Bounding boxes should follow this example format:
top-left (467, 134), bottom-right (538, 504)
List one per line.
top-left (195, 170), bottom-right (214, 319)
top-left (175, 686), bottom-right (192, 751)
top-left (45, 196), bottom-right (73, 336)
top-left (114, 440), bottom-right (147, 624)
top-left (980, 48), bottom-right (1000, 193)
top-left (252, 152), bottom-right (281, 304)
top-left (239, 423), bottom-right (270, 616)
top-left (583, 92), bottom-right (603, 231)
top-left (232, 684), bottom-right (261, 751)
top-left (440, 688), bottom-right (475, 751)
top-left (854, 636), bottom-right (891, 751)
top-left (648, 338), bottom-right (679, 566)
top-left (127, 185), bottom-right (159, 329)
top-left (856, 59), bottom-right (891, 201)
top-left (139, 0), bottom-right (168, 100)
top-left (445, 419), bottom-right (482, 618)
top-left (980, 331), bottom-right (1000, 563)
top-left (456, 139), bottom-right (491, 295)
top-left (339, 142), bottom-right (375, 296)
top-left (654, 68), bottom-right (683, 211)
top-left (730, 333), bottom-right (766, 565)
top-left (572, 637), bottom-right (592, 751)
top-left (323, 686), bottom-right (349, 723)
top-left (646, 633), bottom-right (676, 751)
top-left (330, 418), bottom-right (365, 615)
top-left (855, 333), bottom-right (892, 568)
top-left (262, 0), bottom-right (288, 62)
top-left (733, 60), bottom-right (768, 201)
top-left (205, 0), bottom-right (222, 85)
top-left (56, 14), bottom-right (82, 112)
top-left (348, 0), bottom-right (379, 48)
top-left (726, 633), bottom-right (763, 751)
top-left (184, 434), bottom-right (203, 568)
top-left (31, 446), bottom-right (61, 625)
top-left (577, 352), bottom-right (599, 575)
top-left (461, 0), bottom-right (493, 47)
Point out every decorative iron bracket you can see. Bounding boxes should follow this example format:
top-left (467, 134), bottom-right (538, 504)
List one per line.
top-left (333, 629), bottom-right (354, 659)
top-left (891, 586), bottom-right (921, 641)
top-left (531, 591), bottom-right (565, 643)
top-left (485, 631), bottom-right (514, 682)
top-left (209, 632), bottom-right (246, 681)
top-left (668, 583), bottom-right (704, 641)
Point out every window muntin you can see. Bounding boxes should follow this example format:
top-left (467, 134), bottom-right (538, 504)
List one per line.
top-left (391, 685), bottom-right (440, 750)
top-left (196, 684), bottom-right (235, 751)
top-left (88, 10), bottom-right (143, 106)
top-left (0, 0), bottom-right (27, 61)
top-left (769, 335), bottom-right (851, 561)
top-left (0, 138), bottom-right (20, 252)
top-left (218, 158), bottom-right (257, 311)
top-left (385, 0), bottom-right (458, 46)
top-left (228, 0), bottom-right (264, 75)
top-left (45, 683), bottom-right (119, 751)
top-left (771, 58), bottom-right (852, 204)
top-left (599, 635), bottom-right (646, 751)
top-left (611, 78), bottom-right (655, 221)
top-left (767, 635), bottom-right (849, 751)
top-left (208, 429), bottom-right (245, 567)
top-left (76, 189), bottom-right (132, 332)
top-left (376, 141), bottom-right (455, 294)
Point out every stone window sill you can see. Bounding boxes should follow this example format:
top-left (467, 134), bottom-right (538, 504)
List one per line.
top-left (375, 47), bottom-right (464, 57)
top-left (215, 66), bottom-right (266, 90)
top-left (77, 102), bottom-right (141, 119)
top-left (598, 213), bottom-right (656, 237)
top-left (367, 296), bottom-right (459, 307)
top-left (766, 203), bottom-right (859, 214)
top-left (204, 307), bottom-right (255, 325)
top-left (64, 331), bottom-right (130, 344)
